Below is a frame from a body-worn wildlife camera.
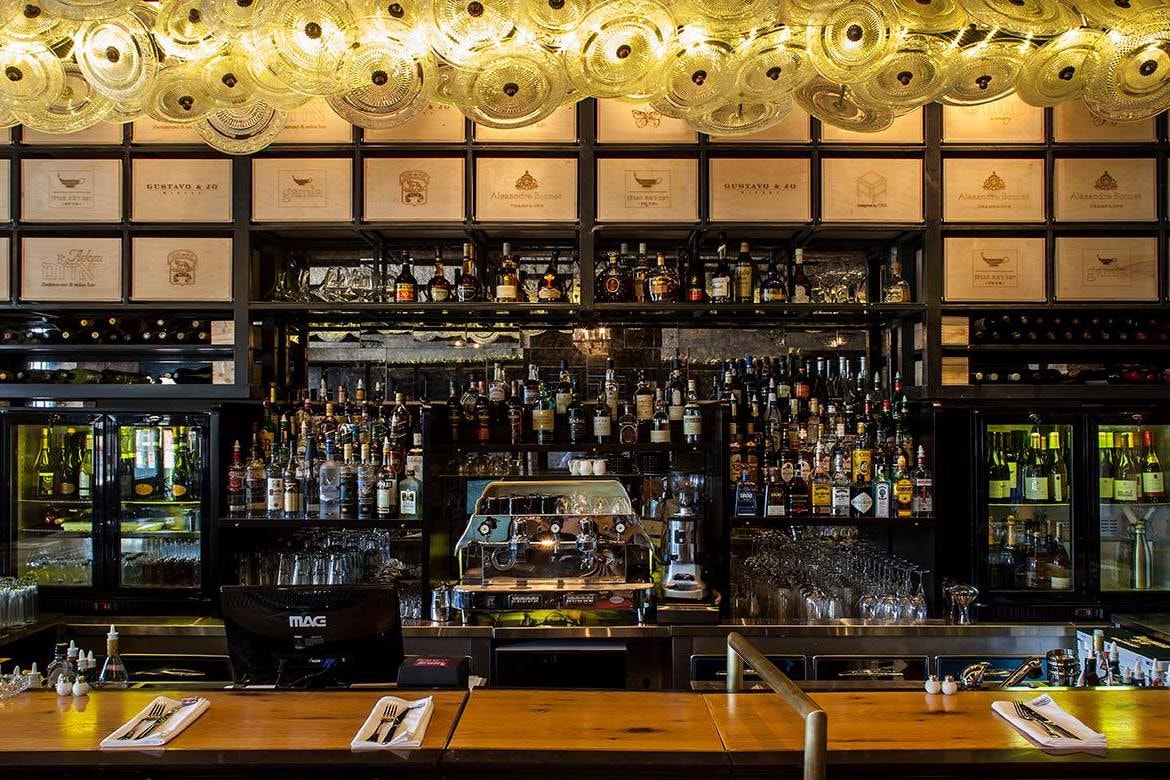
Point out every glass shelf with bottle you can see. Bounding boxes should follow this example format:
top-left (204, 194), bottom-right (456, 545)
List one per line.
top-left (1096, 423), bottom-right (1170, 592)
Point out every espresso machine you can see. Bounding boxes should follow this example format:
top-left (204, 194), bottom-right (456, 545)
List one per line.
top-left (660, 472), bottom-right (708, 601)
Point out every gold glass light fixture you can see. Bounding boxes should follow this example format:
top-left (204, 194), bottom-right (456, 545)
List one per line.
top-left (0, 0), bottom-right (1167, 149)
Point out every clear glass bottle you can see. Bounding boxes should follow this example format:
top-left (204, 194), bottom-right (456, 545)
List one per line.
top-left (245, 431), bottom-right (266, 516)
top-left (650, 388), bottom-right (671, 443)
top-left (455, 242), bottom-right (482, 302)
top-left (882, 247), bottom-right (911, 303)
top-left (376, 438), bottom-right (398, 518)
top-left (356, 442), bottom-right (377, 520)
top-left (318, 436), bottom-right (340, 519)
top-left (337, 442), bottom-right (357, 519)
top-left (494, 242), bottom-right (520, 302)
top-left (709, 244), bottom-right (733, 303)
top-left (593, 390), bottom-right (612, 443)
top-left (647, 252), bottom-right (679, 303)
top-left (97, 626), bottom-right (129, 689)
top-left (912, 445), bottom-right (933, 517)
top-left (683, 379), bottom-right (703, 443)
top-left (790, 248), bottom-right (812, 304)
top-left (398, 469), bottom-right (422, 521)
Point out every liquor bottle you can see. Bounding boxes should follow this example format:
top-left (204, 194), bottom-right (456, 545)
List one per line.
top-left (133, 427), bottom-right (164, 499)
top-left (592, 390), bottom-right (612, 443)
top-left (302, 428), bottom-right (319, 517)
top-left (260, 384), bottom-right (278, 458)
top-left (265, 442), bottom-right (284, 518)
top-left (507, 380), bottom-right (526, 444)
top-left (760, 250), bottom-right (787, 302)
top-left (488, 362), bottom-right (509, 422)
top-left (1114, 431), bottom-right (1139, 502)
top-left (650, 388), bottom-right (671, 443)
top-left (830, 446), bottom-right (851, 517)
top-left (567, 383), bottom-right (587, 445)
top-left (354, 442), bottom-right (375, 519)
top-left (376, 438), bottom-right (397, 518)
top-left (555, 360), bottom-right (573, 415)
top-left (427, 247), bottom-right (452, 302)
top-left (318, 436), bottom-right (340, 519)
top-left (631, 242), bottom-right (651, 303)
top-left (1046, 520), bottom-right (1073, 590)
top-left (78, 432), bottom-right (93, 502)
top-left (893, 451), bottom-right (914, 518)
top-left (536, 250), bottom-right (566, 302)
top-left (447, 380), bottom-right (462, 442)
top-left (170, 436), bottom-right (192, 501)
top-left (763, 468), bottom-right (786, 517)
top-left (407, 411), bottom-right (424, 479)
top-left (227, 441), bottom-right (245, 515)
top-left (872, 453), bottom-right (893, 519)
top-left (603, 358), bottom-right (620, 421)
top-left (398, 469), bottom-right (422, 521)
top-left (850, 460), bottom-right (874, 518)
top-left (987, 432), bottom-right (1007, 501)
top-left (618, 402), bottom-right (638, 445)
top-left (1048, 431), bottom-right (1068, 503)
top-left (912, 445), bottom-right (933, 517)
top-left (282, 444), bottom-right (301, 518)
top-left (595, 248), bottom-right (633, 303)
top-left (683, 379), bottom-right (703, 443)
top-left (734, 472), bottom-right (759, 518)
top-left (1023, 426), bottom-right (1050, 503)
top-left (709, 244), bottom-right (733, 303)
top-left (495, 242), bottom-right (520, 303)
top-left (394, 253), bottom-right (418, 303)
top-left (56, 428), bottom-right (79, 498)
top-left (1141, 429), bottom-right (1165, 500)
top-left (338, 442), bottom-right (358, 519)
top-left (455, 243), bottom-right (482, 302)
top-left (647, 252), bottom-right (679, 303)
top-left (532, 379), bottom-right (556, 445)
top-left (810, 443), bottom-right (831, 514)
top-left (882, 247), bottom-right (911, 303)
top-left (733, 241), bottom-right (755, 303)
top-left (33, 427), bottom-right (53, 498)
top-left (634, 370), bottom-right (655, 426)
top-left (789, 248), bottom-right (812, 303)
top-left (1098, 431), bottom-right (1115, 502)
top-left (786, 460), bottom-right (811, 516)
top-left (685, 250), bottom-right (705, 302)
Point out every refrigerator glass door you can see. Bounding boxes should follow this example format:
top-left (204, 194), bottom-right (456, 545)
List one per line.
top-left (1097, 423), bottom-right (1170, 592)
top-left (13, 421), bottom-right (98, 587)
top-left (115, 421), bottom-right (204, 588)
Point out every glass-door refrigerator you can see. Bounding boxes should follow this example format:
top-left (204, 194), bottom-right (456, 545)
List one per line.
top-left (1092, 415), bottom-right (1170, 599)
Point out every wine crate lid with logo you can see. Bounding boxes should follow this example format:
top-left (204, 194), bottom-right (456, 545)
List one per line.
top-left (596, 100), bottom-right (696, 143)
top-left (475, 105), bottom-right (576, 142)
top-left (21, 158), bottom-right (123, 222)
top-left (942, 94), bottom-right (1045, 143)
top-left (131, 119), bottom-right (204, 144)
top-left (131, 158), bottom-right (233, 223)
top-left (475, 157), bottom-right (577, 222)
top-left (131, 237), bottom-right (233, 302)
top-left (1053, 158), bottom-right (1156, 222)
top-left (365, 157), bottom-right (465, 221)
top-left (1055, 236), bottom-right (1158, 301)
top-left (708, 157), bottom-right (810, 223)
top-left (820, 157), bottom-right (922, 223)
top-left (944, 236), bottom-right (1046, 302)
top-left (943, 158), bottom-right (1045, 223)
top-left (252, 158), bottom-right (353, 222)
top-left (596, 158), bottom-right (698, 222)
top-left (363, 104), bottom-right (466, 142)
top-left (20, 237), bottom-right (123, 302)
top-left (272, 99), bottom-right (354, 143)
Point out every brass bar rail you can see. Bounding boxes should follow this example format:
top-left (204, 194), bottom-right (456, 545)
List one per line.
top-left (726, 631), bottom-right (828, 780)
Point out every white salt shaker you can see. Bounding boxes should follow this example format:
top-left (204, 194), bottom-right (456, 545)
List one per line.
top-left (924, 675), bottom-right (942, 695)
top-left (941, 675), bottom-right (959, 695)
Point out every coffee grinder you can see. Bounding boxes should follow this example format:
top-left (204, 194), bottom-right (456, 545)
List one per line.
top-left (661, 472), bottom-right (707, 601)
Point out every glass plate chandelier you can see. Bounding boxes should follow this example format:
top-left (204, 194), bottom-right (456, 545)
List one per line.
top-left (0, 0), bottom-right (1168, 151)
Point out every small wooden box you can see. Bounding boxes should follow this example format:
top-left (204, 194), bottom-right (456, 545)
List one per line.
top-left (131, 237), bottom-right (233, 301)
top-left (251, 158), bottom-right (353, 222)
top-left (942, 94), bottom-right (1045, 143)
top-left (596, 100), bottom-right (696, 143)
top-left (363, 105), bottom-right (466, 142)
top-left (475, 106), bottom-right (576, 142)
top-left (1053, 158), bottom-right (1156, 222)
top-left (820, 108), bottom-right (924, 143)
top-left (596, 158), bottom-right (698, 222)
top-left (941, 316), bottom-right (970, 347)
top-left (941, 356), bottom-right (970, 386)
top-left (475, 157), bottom-right (577, 222)
top-left (709, 158), bottom-right (810, 222)
top-left (131, 158), bottom-right (233, 222)
top-left (20, 236), bottom-right (123, 302)
top-left (1054, 236), bottom-right (1158, 301)
top-left (21, 158), bottom-right (123, 222)
top-left (365, 157), bottom-right (465, 221)
top-left (944, 236), bottom-right (1046, 302)
top-left (943, 158), bottom-right (1045, 223)
top-left (820, 157), bottom-right (923, 222)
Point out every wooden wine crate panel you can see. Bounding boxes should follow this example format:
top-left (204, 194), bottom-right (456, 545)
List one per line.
top-left (251, 158), bottom-right (353, 222)
top-left (596, 100), bottom-right (696, 143)
top-left (475, 106), bottom-right (576, 142)
top-left (820, 157), bottom-right (923, 222)
top-left (942, 94), bottom-right (1045, 143)
top-left (596, 158), bottom-right (698, 222)
top-left (944, 236), bottom-right (1046, 302)
top-left (21, 158), bottom-right (123, 222)
top-left (708, 157), bottom-right (810, 222)
top-left (21, 123), bottom-right (123, 145)
top-left (272, 99), bottom-right (353, 143)
top-left (20, 236), bottom-right (123, 302)
top-left (1053, 158), bottom-right (1156, 222)
top-left (1053, 102), bottom-right (1157, 143)
top-left (131, 119), bottom-right (203, 144)
top-left (0, 160), bottom-right (8, 221)
top-left (1054, 236), bottom-right (1158, 301)
top-left (709, 107), bottom-right (811, 143)
top-left (131, 237), bottom-right (233, 302)
top-left (131, 158), bottom-right (233, 223)
top-left (363, 105), bottom-right (466, 142)
top-left (942, 356), bottom-right (970, 386)
top-left (475, 157), bottom-right (577, 222)
top-left (941, 316), bottom-right (970, 347)
top-left (0, 237), bottom-right (9, 300)
top-left (365, 157), bottom-right (465, 221)
top-left (943, 157), bottom-right (1045, 223)
top-left (820, 108), bottom-right (924, 143)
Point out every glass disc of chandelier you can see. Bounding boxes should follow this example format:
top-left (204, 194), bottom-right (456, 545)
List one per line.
top-left (153, 0), bottom-right (226, 60)
top-left (0, 105), bottom-right (19, 127)
top-left (673, 0), bottom-right (781, 37)
top-left (428, 0), bottom-right (519, 66)
top-left (326, 19), bottom-right (434, 128)
top-left (940, 39), bottom-right (1033, 105)
top-left (565, 0), bottom-right (675, 99)
top-left (806, 0), bottom-right (903, 85)
top-left (201, 50), bottom-right (258, 109)
top-left (851, 33), bottom-right (956, 109)
top-left (106, 96), bottom-right (145, 122)
top-left (450, 44), bottom-right (567, 128)
top-left (796, 75), bottom-right (894, 133)
top-left (356, 0), bottom-right (415, 22)
top-left (14, 63), bottom-right (112, 131)
top-left (733, 27), bottom-right (815, 102)
top-left (649, 36), bottom-right (735, 119)
top-left (890, 0), bottom-right (965, 34)
top-left (1082, 14), bottom-right (1170, 122)
top-left (196, 100), bottom-right (286, 153)
top-left (263, 0), bottom-right (356, 96)
top-left (75, 11), bottom-right (158, 102)
top-left (1015, 29), bottom-right (1103, 107)
top-left (1076, 0), bottom-right (1165, 28)
top-left (521, 0), bottom-right (591, 49)
top-left (0, 41), bottom-right (65, 110)
top-left (961, 0), bottom-right (1080, 37)
top-left (145, 61), bottom-right (215, 122)
top-left (688, 96), bottom-right (791, 137)
top-left (233, 31), bottom-right (310, 109)
top-left (3, 0), bottom-right (79, 43)
top-left (0, 0), bottom-right (21, 24)
top-left (198, 0), bottom-right (274, 40)
top-left (775, 0), bottom-right (818, 27)
top-left (42, 0), bottom-right (132, 21)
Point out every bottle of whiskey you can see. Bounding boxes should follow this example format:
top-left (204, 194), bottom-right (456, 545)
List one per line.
top-left (532, 378), bottom-right (556, 445)
top-left (592, 390), bottom-right (612, 443)
top-left (882, 247), bottom-right (911, 303)
top-left (455, 243), bottom-right (482, 302)
top-left (683, 379), bottom-right (703, 443)
top-left (760, 250), bottom-right (787, 303)
top-left (632, 242), bottom-right (651, 303)
top-left (685, 250), bottom-right (705, 303)
top-left (790, 248), bottom-right (812, 303)
top-left (733, 241), bottom-right (755, 303)
top-left (650, 389), bottom-right (671, 443)
top-left (507, 380), bottom-right (526, 444)
top-left (567, 383), bottom-right (587, 444)
top-left (495, 242), bottom-right (520, 302)
top-left (596, 248), bottom-right (633, 303)
top-left (618, 402), bottom-right (638, 445)
top-left (647, 252), bottom-right (679, 303)
top-left (709, 244), bottom-right (733, 303)
top-left (426, 246), bottom-right (452, 302)
top-left (394, 253), bottom-right (418, 303)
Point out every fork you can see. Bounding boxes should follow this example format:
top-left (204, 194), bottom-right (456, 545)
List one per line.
top-left (119, 702), bottom-right (166, 740)
top-left (367, 702), bottom-right (398, 743)
top-left (382, 701), bottom-right (428, 744)
top-left (134, 705), bottom-right (184, 741)
top-left (1012, 701), bottom-right (1077, 740)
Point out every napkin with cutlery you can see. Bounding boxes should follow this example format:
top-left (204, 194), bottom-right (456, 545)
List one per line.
top-left (992, 694), bottom-right (1106, 751)
top-left (351, 696), bottom-right (434, 750)
top-left (100, 696), bottom-right (210, 749)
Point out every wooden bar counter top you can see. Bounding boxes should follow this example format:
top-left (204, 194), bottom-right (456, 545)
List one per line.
top-left (0, 687), bottom-right (1168, 778)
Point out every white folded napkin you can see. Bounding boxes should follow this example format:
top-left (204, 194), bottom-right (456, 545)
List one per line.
top-left (351, 696), bottom-right (434, 751)
top-left (992, 694), bottom-right (1107, 751)
top-left (100, 696), bottom-right (210, 749)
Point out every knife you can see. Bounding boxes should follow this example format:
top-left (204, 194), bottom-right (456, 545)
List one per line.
top-left (1019, 703), bottom-right (1079, 740)
top-left (135, 698), bottom-right (201, 741)
top-left (381, 702), bottom-right (423, 744)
